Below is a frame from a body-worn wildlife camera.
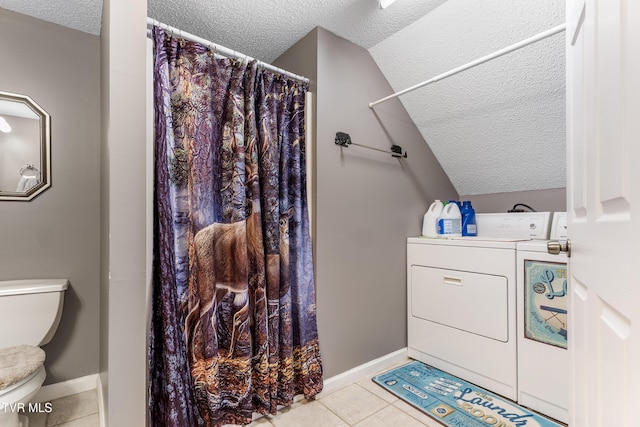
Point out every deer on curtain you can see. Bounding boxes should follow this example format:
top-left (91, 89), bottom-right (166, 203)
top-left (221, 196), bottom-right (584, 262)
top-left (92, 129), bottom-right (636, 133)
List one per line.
top-left (148, 27), bottom-right (323, 427)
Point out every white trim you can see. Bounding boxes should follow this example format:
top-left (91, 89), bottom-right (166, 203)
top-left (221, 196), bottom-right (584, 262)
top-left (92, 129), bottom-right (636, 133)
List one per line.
top-left (316, 347), bottom-right (408, 398)
top-left (305, 91), bottom-right (314, 242)
top-left (97, 374), bottom-right (106, 427)
top-left (31, 351), bottom-right (407, 422)
top-left (32, 374), bottom-right (98, 403)
top-left (248, 348), bottom-right (408, 422)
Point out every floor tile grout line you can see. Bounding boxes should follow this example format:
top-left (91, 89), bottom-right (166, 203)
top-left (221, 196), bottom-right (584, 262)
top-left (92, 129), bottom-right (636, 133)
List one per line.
top-left (316, 382), bottom-right (395, 426)
top-left (50, 412), bottom-right (100, 427)
top-left (315, 396), bottom-right (353, 426)
top-left (360, 377), bottom-right (436, 427)
top-left (348, 402), bottom-right (397, 427)
top-left (391, 400), bottom-right (438, 427)
top-left (40, 371), bottom-right (441, 427)
top-left (48, 409), bottom-right (100, 427)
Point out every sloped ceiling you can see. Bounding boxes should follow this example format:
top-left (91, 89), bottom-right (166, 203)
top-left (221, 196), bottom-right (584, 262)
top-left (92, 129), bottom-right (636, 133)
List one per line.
top-left (0, 0), bottom-right (566, 196)
top-left (0, 0), bottom-right (102, 35)
top-left (369, 0), bottom-right (566, 195)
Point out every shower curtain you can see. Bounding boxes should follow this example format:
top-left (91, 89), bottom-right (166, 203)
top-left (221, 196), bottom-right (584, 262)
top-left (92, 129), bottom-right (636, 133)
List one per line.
top-left (148, 27), bottom-right (323, 427)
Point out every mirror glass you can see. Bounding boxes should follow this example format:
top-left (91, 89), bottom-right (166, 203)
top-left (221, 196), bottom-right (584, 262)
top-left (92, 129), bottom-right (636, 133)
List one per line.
top-left (0, 91), bottom-right (51, 201)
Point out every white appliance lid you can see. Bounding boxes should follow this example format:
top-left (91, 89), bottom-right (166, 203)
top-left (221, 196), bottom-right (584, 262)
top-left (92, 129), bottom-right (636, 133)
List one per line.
top-left (407, 236), bottom-right (522, 249)
top-left (475, 212), bottom-right (552, 240)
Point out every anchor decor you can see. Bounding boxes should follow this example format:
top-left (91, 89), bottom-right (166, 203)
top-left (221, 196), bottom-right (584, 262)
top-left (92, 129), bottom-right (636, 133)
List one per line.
top-left (524, 261), bottom-right (568, 349)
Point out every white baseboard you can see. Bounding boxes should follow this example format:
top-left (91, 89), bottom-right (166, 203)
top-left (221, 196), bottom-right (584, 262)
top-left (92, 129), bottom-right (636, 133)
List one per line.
top-left (96, 374), bottom-right (106, 427)
top-left (248, 347), bottom-right (408, 422)
top-left (32, 374), bottom-right (99, 403)
top-left (34, 349), bottom-right (407, 424)
top-left (316, 347), bottom-right (408, 399)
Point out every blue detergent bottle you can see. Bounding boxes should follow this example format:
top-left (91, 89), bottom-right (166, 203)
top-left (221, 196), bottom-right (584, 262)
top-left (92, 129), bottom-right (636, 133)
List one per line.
top-left (461, 201), bottom-right (477, 237)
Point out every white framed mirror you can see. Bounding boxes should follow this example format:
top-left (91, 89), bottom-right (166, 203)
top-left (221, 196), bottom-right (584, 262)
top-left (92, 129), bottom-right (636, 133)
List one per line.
top-left (0, 90), bottom-right (51, 201)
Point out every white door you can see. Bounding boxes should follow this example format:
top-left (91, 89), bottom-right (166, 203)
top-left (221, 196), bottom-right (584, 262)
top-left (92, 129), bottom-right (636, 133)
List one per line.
top-left (566, 0), bottom-right (640, 426)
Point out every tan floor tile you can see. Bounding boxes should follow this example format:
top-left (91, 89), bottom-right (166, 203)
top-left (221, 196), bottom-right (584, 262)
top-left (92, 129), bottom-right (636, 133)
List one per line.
top-left (248, 416), bottom-right (274, 426)
top-left (393, 400), bottom-right (442, 427)
top-left (319, 384), bottom-right (388, 425)
top-left (54, 413), bottom-right (100, 427)
top-left (356, 376), bottom-right (399, 404)
top-left (46, 390), bottom-right (98, 425)
top-left (269, 400), bottom-right (347, 427)
top-left (24, 410), bottom-right (48, 427)
top-left (353, 405), bottom-right (429, 427)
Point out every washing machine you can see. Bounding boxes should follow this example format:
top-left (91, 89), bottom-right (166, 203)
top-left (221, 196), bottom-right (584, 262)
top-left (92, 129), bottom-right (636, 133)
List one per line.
top-left (516, 213), bottom-right (568, 423)
top-left (407, 212), bottom-right (552, 401)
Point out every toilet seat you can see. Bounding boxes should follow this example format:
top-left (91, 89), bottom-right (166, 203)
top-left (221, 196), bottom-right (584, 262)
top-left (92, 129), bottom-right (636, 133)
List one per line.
top-left (0, 365), bottom-right (45, 402)
top-left (0, 345), bottom-right (46, 405)
top-left (0, 345), bottom-right (45, 392)
top-left (0, 346), bottom-right (46, 427)
top-left (0, 366), bottom-right (45, 427)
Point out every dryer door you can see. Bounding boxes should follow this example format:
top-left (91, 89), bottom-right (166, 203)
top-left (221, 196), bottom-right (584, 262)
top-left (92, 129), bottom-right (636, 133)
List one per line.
top-left (411, 266), bottom-right (509, 342)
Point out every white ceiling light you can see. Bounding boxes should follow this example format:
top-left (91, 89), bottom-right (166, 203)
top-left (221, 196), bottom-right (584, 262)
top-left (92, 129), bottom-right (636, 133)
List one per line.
top-left (0, 116), bottom-right (11, 133)
top-left (379, 0), bottom-right (398, 9)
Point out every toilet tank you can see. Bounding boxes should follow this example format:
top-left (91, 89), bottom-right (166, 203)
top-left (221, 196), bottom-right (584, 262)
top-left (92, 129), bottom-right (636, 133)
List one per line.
top-left (0, 279), bottom-right (69, 348)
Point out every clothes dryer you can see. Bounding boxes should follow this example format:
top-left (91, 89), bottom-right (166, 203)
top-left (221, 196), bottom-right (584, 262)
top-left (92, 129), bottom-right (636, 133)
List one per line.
top-left (407, 212), bottom-right (553, 401)
top-left (407, 237), bottom-right (520, 399)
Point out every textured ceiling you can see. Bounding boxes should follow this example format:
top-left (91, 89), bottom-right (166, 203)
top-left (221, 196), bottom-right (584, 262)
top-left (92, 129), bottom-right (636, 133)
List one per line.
top-left (1, 0), bottom-right (567, 197)
top-left (0, 0), bottom-right (447, 63)
top-left (147, 0), bottom-right (447, 63)
top-left (0, 0), bottom-right (102, 35)
top-left (370, 0), bottom-right (566, 195)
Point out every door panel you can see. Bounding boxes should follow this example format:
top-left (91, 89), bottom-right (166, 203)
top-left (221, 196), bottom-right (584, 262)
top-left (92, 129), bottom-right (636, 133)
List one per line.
top-left (567, 0), bottom-right (587, 220)
top-left (567, 0), bottom-right (639, 426)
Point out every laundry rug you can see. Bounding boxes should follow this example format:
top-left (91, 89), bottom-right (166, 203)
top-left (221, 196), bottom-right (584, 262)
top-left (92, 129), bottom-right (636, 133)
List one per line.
top-left (372, 361), bottom-right (564, 427)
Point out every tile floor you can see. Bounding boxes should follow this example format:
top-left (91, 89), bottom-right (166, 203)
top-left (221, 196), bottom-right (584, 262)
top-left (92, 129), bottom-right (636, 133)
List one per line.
top-left (24, 363), bottom-right (443, 427)
top-left (24, 390), bottom-right (99, 427)
top-left (252, 374), bottom-right (442, 427)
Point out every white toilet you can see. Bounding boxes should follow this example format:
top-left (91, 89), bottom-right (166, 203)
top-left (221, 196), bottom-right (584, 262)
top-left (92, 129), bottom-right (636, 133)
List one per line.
top-left (0, 279), bottom-right (69, 427)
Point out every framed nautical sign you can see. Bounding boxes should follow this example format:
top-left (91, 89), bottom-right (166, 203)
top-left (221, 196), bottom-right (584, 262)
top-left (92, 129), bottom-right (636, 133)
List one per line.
top-left (524, 260), bottom-right (568, 349)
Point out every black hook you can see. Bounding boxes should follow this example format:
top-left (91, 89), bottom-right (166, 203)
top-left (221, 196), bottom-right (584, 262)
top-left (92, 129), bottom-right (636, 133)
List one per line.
top-left (335, 132), bottom-right (407, 158)
top-left (335, 132), bottom-right (352, 147)
top-left (391, 145), bottom-right (407, 158)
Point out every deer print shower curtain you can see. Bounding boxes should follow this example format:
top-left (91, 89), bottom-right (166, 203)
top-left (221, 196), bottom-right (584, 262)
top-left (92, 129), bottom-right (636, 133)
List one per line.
top-left (148, 27), bottom-right (323, 426)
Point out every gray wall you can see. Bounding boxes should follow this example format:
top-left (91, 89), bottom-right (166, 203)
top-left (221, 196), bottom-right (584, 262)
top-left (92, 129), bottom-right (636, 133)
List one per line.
top-left (0, 8), bottom-right (101, 385)
top-left (100, 0), bottom-right (148, 424)
top-left (462, 188), bottom-right (566, 213)
top-left (276, 28), bottom-right (457, 378)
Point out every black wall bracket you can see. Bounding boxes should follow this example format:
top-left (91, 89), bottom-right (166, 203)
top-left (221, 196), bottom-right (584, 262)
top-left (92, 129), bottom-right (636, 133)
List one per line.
top-left (334, 132), bottom-right (407, 158)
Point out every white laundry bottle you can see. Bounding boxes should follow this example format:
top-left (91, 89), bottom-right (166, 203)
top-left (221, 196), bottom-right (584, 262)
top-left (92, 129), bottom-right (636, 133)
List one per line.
top-left (437, 202), bottom-right (462, 237)
top-left (422, 200), bottom-right (444, 237)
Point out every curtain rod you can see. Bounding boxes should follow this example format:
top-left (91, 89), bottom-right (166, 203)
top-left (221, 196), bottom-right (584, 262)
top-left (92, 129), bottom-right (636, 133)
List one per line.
top-left (369, 23), bottom-right (566, 108)
top-left (146, 18), bottom-right (309, 84)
